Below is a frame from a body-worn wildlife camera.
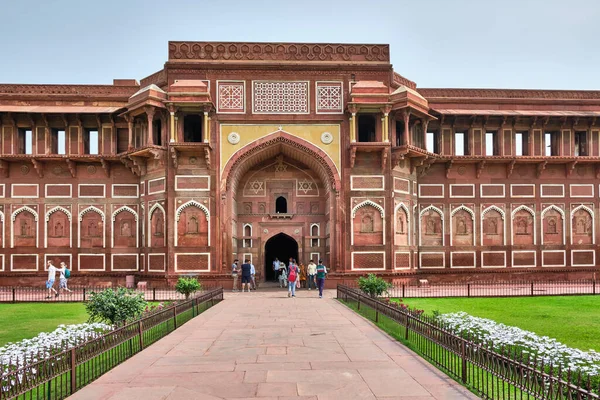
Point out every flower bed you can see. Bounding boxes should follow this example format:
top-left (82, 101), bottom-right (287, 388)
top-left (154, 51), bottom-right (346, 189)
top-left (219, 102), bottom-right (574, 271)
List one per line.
top-left (0, 323), bottom-right (112, 371)
top-left (438, 312), bottom-right (600, 377)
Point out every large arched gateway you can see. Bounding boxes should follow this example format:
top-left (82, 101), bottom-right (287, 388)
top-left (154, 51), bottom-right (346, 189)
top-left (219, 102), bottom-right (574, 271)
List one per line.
top-left (220, 130), bottom-right (342, 282)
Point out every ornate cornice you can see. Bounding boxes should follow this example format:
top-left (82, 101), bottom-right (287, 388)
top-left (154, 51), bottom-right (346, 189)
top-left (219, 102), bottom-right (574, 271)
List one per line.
top-left (419, 88), bottom-right (600, 101)
top-left (0, 84), bottom-right (139, 100)
top-left (168, 42), bottom-right (390, 63)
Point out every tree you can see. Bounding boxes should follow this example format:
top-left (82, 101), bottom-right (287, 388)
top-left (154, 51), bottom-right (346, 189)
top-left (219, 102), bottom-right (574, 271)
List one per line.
top-left (175, 277), bottom-right (202, 300)
top-left (357, 274), bottom-right (392, 298)
top-left (85, 288), bottom-right (147, 325)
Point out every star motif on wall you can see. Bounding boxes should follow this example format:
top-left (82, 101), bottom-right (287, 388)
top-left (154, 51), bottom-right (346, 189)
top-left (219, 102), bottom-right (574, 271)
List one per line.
top-left (249, 180), bottom-right (264, 194)
top-left (298, 179), bottom-right (313, 194)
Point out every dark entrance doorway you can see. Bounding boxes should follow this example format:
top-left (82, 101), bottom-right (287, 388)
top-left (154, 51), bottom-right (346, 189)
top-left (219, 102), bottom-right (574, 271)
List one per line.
top-left (264, 233), bottom-right (298, 281)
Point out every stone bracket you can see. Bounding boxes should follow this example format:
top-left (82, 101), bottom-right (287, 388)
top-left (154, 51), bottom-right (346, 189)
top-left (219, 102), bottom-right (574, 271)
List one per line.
top-left (445, 160), bottom-right (454, 178)
top-left (506, 159), bottom-right (516, 178)
top-left (31, 158), bottom-right (43, 178)
top-left (121, 156), bottom-right (140, 177)
top-left (476, 161), bottom-right (486, 179)
top-left (566, 160), bottom-right (577, 177)
top-left (204, 147), bottom-right (211, 169)
top-left (349, 147), bottom-right (357, 168)
top-left (100, 159), bottom-right (111, 178)
top-left (0, 160), bottom-right (8, 178)
top-left (381, 148), bottom-right (387, 170)
top-left (536, 160), bottom-right (547, 178)
top-left (65, 159), bottom-right (77, 178)
top-left (170, 147), bottom-right (179, 169)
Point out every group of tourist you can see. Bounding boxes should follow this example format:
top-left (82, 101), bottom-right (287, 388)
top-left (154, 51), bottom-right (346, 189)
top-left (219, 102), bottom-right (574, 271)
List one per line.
top-left (45, 260), bottom-right (72, 299)
top-left (231, 257), bottom-right (327, 298)
top-left (230, 259), bottom-right (257, 292)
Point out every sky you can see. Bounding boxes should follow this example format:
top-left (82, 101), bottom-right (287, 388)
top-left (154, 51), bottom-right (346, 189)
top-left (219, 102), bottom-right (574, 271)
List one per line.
top-left (0, 0), bottom-right (599, 90)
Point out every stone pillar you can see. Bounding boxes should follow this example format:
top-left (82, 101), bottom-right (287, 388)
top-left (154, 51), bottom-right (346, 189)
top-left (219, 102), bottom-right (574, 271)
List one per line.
top-left (203, 111), bottom-right (210, 143)
top-left (127, 115), bottom-right (134, 151)
top-left (145, 106), bottom-right (155, 146)
top-left (403, 110), bottom-right (411, 146)
top-left (168, 105), bottom-right (177, 143)
top-left (422, 118), bottom-right (429, 150)
top-left (350, 113), bottom-right (357, 143)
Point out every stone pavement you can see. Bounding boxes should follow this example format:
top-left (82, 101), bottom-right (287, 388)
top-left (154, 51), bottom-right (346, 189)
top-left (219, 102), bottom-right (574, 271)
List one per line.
top-left (70, 289), bottom-right (477, 400)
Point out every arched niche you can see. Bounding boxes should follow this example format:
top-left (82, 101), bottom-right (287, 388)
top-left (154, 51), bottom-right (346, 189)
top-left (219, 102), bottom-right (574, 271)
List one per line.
top-left (352, 200), bottom-right (385, 246)
top-left (571, 205), bottom-right (594, 245)
top-left (176, 200), bottom-right (209, 247)
top-left (149, 204), bottom-right (166, 247)
top-left (481, 206), bottom-right (505, 246)
top-left (541, 205), bottom-right (565, 245)
top-left (419, 206), bottom-right (443, 246)
top-left (451, 206), bottom-right (475, 246)
top-left (46, 207), bottom-right (72, 248)
top-left (394, 203), bottom-right (410, 246)
top-left (512, 206), bottom-right (535, 245)
top-left (79, 207), bottom-right (104, 248)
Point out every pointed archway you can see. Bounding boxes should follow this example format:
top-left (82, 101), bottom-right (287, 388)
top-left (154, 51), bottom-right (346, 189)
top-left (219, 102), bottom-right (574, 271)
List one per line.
top-left (220, 130), bottom-right (342, 276)
top-left (264, 233), bottom-right (298, 282)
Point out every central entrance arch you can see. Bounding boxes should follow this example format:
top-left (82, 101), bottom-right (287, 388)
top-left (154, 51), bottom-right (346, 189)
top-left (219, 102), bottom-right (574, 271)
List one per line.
top-left (264, 233), bottom-right (298, 281)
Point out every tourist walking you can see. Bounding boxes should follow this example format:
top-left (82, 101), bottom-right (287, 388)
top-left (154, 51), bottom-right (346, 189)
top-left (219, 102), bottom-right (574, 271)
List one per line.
top-left (250, 262), bottom-right (256, 290)
top-left (299, 262), bottom-right (307, 289)
top-left (273, 258), bottom-right (280, 282)
top-left (231, 259), bottom-right (239, 292)
top-left (278, 262), bottom-right (287, 288)
top-left (287, 260), bottom-right (299, 297)
top-left (45, 261), bottom-right (58, 299)
top-left (307, 259), bottom-right (317, 290)
top-left (316, 260), bottom-right (327, 298)
top-left (241, 259), bottom-right (252, 292)
top-left (58, 262), bottom-right (73, 295)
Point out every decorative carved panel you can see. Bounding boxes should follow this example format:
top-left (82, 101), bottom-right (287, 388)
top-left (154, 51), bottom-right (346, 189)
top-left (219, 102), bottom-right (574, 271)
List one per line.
top-left (353, 205), bottom-right (383, 246)
top-left (13, 210), bottom-right (36, 247)
top-left (394, 206), bottom-right (409, 246)
top-left (177, 205), bottom-right (209, 247)
top-left (420, 209), bottom-right (443, 246)
top-left (150, 206), bottom-right (166, 247)
top-left (47, 209), bottom-right (70, 248)
top-left (252, 81), bottom-right (309, 114)
top-left (481, 208), bottom-right (504, 246)
top-left (512, 208), bottom-right (534, 245)
top-left (542, 208), bottom-right (564, 245)
top-left (80, 210), bottom-right (104, 248)
top-left (572, 207), bottom-right (593, 245)
top-left (451, 208), bottom-right (474, 246)
top-left (113, 209), bottom-right (137, 248)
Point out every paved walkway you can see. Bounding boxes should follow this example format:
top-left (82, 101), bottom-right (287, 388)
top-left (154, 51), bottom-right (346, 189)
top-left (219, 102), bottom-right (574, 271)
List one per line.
top-left (70, 290), bottom-right (476, 400)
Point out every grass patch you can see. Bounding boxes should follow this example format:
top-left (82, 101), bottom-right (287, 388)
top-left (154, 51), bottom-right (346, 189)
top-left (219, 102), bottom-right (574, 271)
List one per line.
top-left (0, 303), bottom-right (88, 346)
top-left (398, 296), bottom-right (600, 351)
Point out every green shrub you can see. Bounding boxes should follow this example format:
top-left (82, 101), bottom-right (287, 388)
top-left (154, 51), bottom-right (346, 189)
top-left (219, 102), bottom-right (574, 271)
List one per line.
top-left (85, 288), bottom-right (147, 325)
top-left (175, 277), bottom-right (202, 299)
top-left (357, 274), bottom-right (392, 298)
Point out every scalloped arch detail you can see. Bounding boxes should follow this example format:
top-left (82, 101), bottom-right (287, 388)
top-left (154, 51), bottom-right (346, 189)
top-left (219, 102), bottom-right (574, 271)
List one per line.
top-left (351, 200), bottom-right (384, 218)
top-left (176, 200), bottom-right (209, 221)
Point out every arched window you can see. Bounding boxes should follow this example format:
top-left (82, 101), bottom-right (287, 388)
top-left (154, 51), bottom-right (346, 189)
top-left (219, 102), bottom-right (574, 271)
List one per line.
top-left (311, 224), bottom-right (319, 247)
top-left (243, 224), bottom-right (252, 248)
top-left (276, 196), bottom-right (287, 213)
top-left (358, 115), bottom-right (376, 142)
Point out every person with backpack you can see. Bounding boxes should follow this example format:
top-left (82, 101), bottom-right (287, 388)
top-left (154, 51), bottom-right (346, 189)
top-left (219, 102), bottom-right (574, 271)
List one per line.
top-left (316, 260), bottom-right (327, 298)
top-left (287, 260), bottom-right (299, 297)
top-left (58, 262), bottom-right (73, 295)
top-left (240, 259), bottom-right (252, 293)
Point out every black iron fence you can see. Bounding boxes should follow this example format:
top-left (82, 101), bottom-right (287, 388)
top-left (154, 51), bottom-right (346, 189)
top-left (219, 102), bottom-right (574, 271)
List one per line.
top-left (0, 287), bottom-right (223, 400)
top-left (337, 285), bottom-right (600, 400)
top-left (0, 284), bottom-right (221, 303)
top-left (343, 279), bottom-right (600, 298)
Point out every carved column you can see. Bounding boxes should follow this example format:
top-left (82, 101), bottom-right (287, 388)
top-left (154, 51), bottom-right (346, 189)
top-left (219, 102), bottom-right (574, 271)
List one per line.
top-left (145, 106), bottom-right (155, 146)
top-left (348, 105), bottom-right (358, 143)
top-left (382, 106), bottom-right (392, 143)
top-left (422, 118), bottom-right (429, 150)
top-left (168, 104), bottom-right (176, 143)
top-left (403, 109), bottom-right (411, 146)
top-left (203, 111), bottom-right (210, 143)
top-left (126, 115), bottom-right (134, 151)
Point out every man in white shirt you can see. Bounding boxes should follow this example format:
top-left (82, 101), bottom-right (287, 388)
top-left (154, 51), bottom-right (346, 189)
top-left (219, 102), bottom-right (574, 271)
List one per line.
top-left (250, 263), bottom-right (256, 290)
top-left (46, 261), bottom-right (58, 299)
top-left (307, 259), bottom-right (317, 290)
top-left (273, 258), bottom-right (280, 282)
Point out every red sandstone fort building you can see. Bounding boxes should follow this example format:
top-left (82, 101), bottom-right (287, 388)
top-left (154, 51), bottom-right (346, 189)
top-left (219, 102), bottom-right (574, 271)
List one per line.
top-left (0, 41), bottom-right (599, 287)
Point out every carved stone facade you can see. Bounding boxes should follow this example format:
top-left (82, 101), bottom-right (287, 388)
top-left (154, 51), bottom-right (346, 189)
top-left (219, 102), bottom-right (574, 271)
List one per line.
top-left (1, 40), bottom-right (600, 286)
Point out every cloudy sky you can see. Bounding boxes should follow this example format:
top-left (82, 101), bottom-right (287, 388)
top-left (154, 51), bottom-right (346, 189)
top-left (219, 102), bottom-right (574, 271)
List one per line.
top-left (0, 0), bottom-right (598, 90)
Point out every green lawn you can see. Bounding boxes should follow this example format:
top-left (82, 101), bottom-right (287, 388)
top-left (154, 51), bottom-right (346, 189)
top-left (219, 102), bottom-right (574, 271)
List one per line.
top-left (0, 303), bottom-right (89, 346)
top-left (400, 296), bottom-right (600, 352)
